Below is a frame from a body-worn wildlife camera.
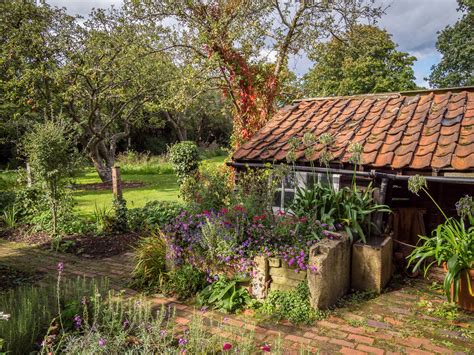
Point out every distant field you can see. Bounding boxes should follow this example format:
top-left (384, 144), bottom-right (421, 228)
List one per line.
top-left (0, 155), bottom-right (228, 218)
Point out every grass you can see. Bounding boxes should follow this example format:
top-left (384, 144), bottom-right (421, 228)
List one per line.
top-left (73, 155), bottom-right (227, 217)
top-left (0, 154), bottom-right (228, 218)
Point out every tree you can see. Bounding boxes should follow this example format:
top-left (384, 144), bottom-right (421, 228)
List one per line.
top-left (127, 0), bottom-right (383, 146)
top-left (22, 119), bottom-right (78, 237)
top-left (0, 0), bottom-right (74, 165)
top-left (303, 25), bottom-right (417, 97)
top-left (60, 8), bottom-right (176, 182)
top-left (428, 0), bottom-right (473, 88)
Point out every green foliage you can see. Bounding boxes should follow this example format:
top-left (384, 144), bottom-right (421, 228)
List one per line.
top-left (197, 276), bottom-right (252, 313)
top-left (291, 183), bottom-right (390, 242)
top-left (0, 277), bottom-right (109, 354)
top-left (429, 0), bottom-right (473, 87)
top-left (112, 197), bottom-right (128, 232)
top-left (199, 217), bottom-right (238, 262)
top-left (116, 151), bottom-right (174, 175)
top-left (180, 163), bottom-right (232, 212)
top-left (0, 191), bottom-right (15, 214)
top-left (128, 200), bottom-right (184, 231)
top-left (260, 282), bottom-right (323, 325)
top-left (2, 205), bottom-right (18, 229)
top-left (168, 141), bottom-right (201, 184)
top-left (408, 216), bottom-right (474, 302)
top-left (164, 265), bottom-right (207, 300)
top-left (303, 24), bottom-right (417, 96)
top-left (131, 233), bottom-right (167, 290)
top-left (92, 203), bottom-right (112, 234)
top-left (22, 120), bottom-right (79, 236)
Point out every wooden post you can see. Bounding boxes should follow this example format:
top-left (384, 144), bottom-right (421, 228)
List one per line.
top-left (112, 166), bottom-right (122, 200)
top-left (26, 163), bottom-right (32, 187)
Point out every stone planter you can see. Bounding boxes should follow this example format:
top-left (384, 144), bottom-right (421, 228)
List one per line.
top-left (307, 233), bottom-right (351, 309)
top-left (351, 235), bottom-right (393, 292)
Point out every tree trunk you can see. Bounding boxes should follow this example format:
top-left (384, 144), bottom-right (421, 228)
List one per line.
top-left (89, 143), bottom-right (115, 183)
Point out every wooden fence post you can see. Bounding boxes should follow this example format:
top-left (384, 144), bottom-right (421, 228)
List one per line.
top-left (112, 166), bottom-right (122, 201)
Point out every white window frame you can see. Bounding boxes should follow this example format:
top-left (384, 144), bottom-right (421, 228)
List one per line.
top-left (273, 172), bottom-right (340, 213)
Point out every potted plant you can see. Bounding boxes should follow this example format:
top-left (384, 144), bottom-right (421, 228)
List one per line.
top-left (407, 176), bottom-right (474, 311)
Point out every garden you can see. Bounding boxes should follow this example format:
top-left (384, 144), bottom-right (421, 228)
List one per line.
top-left (1, 134), bottom-right (473, 354)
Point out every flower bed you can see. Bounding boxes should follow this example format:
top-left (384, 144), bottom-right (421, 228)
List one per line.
top-left (161, 206), bottom-right (342, 279)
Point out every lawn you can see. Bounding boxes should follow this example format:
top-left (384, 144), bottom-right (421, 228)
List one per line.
top-left (73, 155), bottom-right (227, 217)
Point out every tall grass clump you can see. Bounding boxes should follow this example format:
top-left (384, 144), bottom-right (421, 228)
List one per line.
top-left (0, 276), bottom-right (108, 354)
top-left (116, 151), bottom-right (174, 175)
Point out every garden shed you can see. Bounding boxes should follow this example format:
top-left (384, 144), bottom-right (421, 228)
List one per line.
top-left (230, 87), bottom-right (474, 252)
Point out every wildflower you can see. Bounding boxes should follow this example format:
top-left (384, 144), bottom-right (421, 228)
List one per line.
top-left (73, 315), bottom-right (82, 329)
top-left (261, 344), bottom-right (271, 352)
top-left (223, 343), bottom-right (232, 350)
top-left (123, 319), bottom-right (130, 329)
top-left (98, 338), bottom-right (106, 347)
top-left (223, 317), bottom-right (229, 323)
top-left (178, 337), bottom-right (188, 346)
top-left (160, 329), bottom-right (167, 337)
top-left (57, 262), bottom-right (64, 272)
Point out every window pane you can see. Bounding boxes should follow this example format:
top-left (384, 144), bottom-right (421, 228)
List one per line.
top-left (273, 190), bottom-right (282, 208)
top-left (283, 173), bottom-right (297, 189)
top-left (283, 191), bottom-right (295, 208)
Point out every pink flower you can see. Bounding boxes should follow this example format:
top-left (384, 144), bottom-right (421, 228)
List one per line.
top-left (261, 344), bottom-right (271, 352)
top-left (223, 343), bottom-right (232, 350)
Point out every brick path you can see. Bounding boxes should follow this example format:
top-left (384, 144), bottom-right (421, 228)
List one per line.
top-left (1, 239), bottom-right (473, 354)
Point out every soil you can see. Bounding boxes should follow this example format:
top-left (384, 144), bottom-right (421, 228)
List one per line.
top-left (0, 264), bottom-right (44, 292)
top-left (71, 181), bottom-right (146, 191)
top-left (55, 232), bottom-right (141, 258)
top-left (1, 228), bottom-right (141, 258)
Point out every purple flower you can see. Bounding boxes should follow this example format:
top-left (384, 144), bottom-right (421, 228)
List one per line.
top-left (160, 329), bottom-right (167, 337)
top-left (73, 315), bottom-right (82, 329)
top-left (123, 319), bottom-right (129, 329)
top-left (57, 262), bottom-right (64, 272)
top-left (178, 337), bottom-right (188, 346)
top-left (98, 338), bottom-right (106, 347)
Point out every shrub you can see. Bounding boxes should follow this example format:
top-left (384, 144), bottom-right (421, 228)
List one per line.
top-left (197, 276), bottom-right (252, 313)
top-left (0, 276), bottom-right (109, 354)
top-left (168, 141), bottom-right (200, 184)
top-left (22, 120), bottom-right (80, 236)
top-left (164, 264), bottom-right (207, 300)
top-left (131, 232), bottom-right (167, 290)
top-left (128, 200), bottom-right (184, 231)
top-left (260, 281), bottom-right (323, 325)
top-left (180, 163), bottom-right (232, 212)
top-left (0, 190), bottom-right (16, 213)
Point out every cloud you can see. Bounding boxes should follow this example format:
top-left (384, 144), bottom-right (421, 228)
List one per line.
top-left (47, 0), bottom-right (462, 87)
top-left (377, 0), bottom-right (461, 60)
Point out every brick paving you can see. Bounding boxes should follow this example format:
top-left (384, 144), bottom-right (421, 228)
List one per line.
top-left (1, 239), bottom-right (473, 354)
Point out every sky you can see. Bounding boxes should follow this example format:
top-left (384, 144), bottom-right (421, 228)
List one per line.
top-left (47, 0), bottom-right (462, 88)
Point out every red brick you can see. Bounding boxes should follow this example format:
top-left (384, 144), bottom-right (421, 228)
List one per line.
top-left (303, 332), bottom-right (331, 343)
top-left (384, 317), bottom-right (403, 326)
top-left (340, 347), bottom-right (367, 355)
top-left (422, 343), bottom-right (453, 354)
top-left (284, 334), bottom-right (312, 345)
top-left (348, 334), bottom-right (375, 345)
top-left (341, 325), bottom-right (367, 335)
top-left (356, 344), bottom-right (385, 355)
top-left (175, 317), bottom-right (190, 325)
top-left (330, 338), bottom-right (355, 348)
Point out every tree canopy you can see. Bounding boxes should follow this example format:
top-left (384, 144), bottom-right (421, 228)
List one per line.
top-left (302, 24), bottom-right (417, 97)
top-left (428, 0), bottom-right (473, 88)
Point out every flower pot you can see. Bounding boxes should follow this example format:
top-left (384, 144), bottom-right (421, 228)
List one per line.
top-left (457, 269), bottom-right (474, 312)
top-left (442, 264), bottom-right (474, 312)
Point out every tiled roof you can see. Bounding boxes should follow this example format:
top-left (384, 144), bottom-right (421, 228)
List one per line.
top-left (233, 88), bottom-right (474, 172)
